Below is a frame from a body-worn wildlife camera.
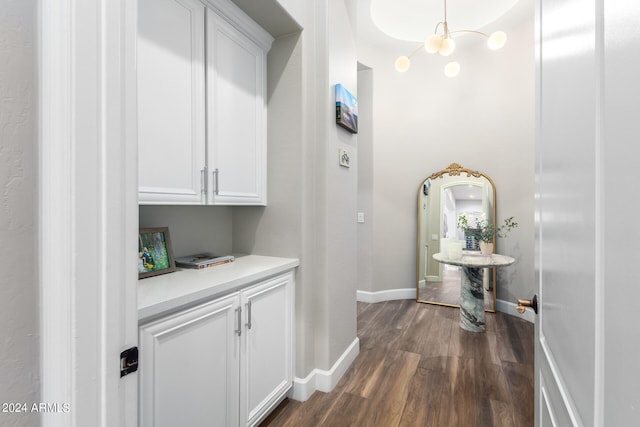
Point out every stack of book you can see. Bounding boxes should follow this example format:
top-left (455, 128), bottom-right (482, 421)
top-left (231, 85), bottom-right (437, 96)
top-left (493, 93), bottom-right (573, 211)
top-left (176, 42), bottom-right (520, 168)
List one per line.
top-left (175, 253), bottom-right (235, 269)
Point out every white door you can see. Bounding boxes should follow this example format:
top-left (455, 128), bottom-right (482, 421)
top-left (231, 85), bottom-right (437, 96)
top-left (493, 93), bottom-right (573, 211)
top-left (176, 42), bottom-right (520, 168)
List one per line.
top-left (536, 0), bottom-right (640, 425)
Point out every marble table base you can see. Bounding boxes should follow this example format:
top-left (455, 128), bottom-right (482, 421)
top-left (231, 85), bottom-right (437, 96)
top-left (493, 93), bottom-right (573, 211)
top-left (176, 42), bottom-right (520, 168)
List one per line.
top-left (460, 267), bottom-right (485, 332)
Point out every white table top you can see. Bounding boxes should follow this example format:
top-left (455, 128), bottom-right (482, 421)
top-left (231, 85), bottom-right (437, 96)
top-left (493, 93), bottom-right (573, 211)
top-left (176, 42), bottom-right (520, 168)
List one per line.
top-left (433, 252), bottom-right (515, 268)
top-left (138, 254), bottom-right (299, 323)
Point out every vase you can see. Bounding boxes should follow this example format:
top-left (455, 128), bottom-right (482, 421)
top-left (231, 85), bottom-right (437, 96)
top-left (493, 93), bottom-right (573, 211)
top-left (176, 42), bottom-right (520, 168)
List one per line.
top-left (480, 241), bottom-right (494, 255)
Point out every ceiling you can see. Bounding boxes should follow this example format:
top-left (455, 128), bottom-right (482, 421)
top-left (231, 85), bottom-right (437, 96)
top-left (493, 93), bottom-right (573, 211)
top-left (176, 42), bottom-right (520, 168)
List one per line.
top-left (357, 0), bottom-right (533, 53)
top-left (450, 184), bottom-right (483, 201)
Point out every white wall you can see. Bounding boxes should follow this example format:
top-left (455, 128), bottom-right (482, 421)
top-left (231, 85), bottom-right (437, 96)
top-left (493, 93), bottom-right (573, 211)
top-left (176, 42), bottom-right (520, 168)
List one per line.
top-left (357, 66), bottom-right (374, 293)
top-left (0, 1), bottom-right (39, 425)
top-left (357, 9), bottom-right (536, 305)
top-left (139, 206), bottom-right (233, 257)
top-left (325, 0), bottom-right (358, 368)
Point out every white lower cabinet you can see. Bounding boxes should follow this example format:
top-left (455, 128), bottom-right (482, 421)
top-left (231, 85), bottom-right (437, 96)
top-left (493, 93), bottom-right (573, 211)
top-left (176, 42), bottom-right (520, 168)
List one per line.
top-left (241, 275), bottom-right (293, 426)
top-left (139, 272), bottom-right (293, 427)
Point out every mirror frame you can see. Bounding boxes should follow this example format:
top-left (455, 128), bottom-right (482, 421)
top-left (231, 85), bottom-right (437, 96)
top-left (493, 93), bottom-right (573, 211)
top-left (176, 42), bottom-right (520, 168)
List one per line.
top-left (415, 162), bottom-right (497, 312)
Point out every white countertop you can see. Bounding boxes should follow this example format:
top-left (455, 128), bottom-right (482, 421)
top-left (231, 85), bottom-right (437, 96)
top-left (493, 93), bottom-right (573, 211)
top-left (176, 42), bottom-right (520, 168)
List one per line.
top-left (432, 252), bottom-right (515, 268)
top-left (138, 254), bottom-right (299, 323)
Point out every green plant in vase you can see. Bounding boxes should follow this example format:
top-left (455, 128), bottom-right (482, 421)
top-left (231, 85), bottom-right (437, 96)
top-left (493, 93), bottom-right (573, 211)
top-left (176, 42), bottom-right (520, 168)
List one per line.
top-left (457, 213), bottom-right (518, 254)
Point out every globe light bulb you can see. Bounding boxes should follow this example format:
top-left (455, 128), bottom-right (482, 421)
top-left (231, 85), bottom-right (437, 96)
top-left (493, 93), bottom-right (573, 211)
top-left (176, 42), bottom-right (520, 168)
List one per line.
top-left (424, 34), bottom-right (442, 54)
top-left (394, 55), bottom-right (411, 72)
top-left (438, 38), bottom-right (456, 56)
top-left (488, 31), bottom-right (507, 50)
top-left (444, 61), bottom-right (460, 78)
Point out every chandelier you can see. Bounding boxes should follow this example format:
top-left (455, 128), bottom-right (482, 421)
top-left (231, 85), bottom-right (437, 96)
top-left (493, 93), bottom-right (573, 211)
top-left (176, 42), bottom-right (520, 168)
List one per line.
top-left (394, 0), bottom-right (507, 77)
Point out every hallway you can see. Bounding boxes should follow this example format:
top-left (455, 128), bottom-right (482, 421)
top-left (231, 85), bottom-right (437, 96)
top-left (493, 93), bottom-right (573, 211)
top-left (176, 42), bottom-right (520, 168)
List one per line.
top-left (261, 300), bottom-right (534, 426)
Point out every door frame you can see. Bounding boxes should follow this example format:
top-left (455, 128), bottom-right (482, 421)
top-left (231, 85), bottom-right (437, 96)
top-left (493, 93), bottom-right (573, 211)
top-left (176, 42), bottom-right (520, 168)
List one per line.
top-left (39, 1), bottom-right (138, 425)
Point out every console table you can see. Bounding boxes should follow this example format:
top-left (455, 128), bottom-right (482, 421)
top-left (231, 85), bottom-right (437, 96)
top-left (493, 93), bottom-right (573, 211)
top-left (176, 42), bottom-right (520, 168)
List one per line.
top-left (433, 252), bottom-right (515, 332)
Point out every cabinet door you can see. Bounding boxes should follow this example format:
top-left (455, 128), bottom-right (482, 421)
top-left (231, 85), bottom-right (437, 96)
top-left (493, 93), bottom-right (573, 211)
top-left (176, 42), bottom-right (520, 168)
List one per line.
top-left (240, 273), bottom-right (294, 426)
top-left (138, 0), bottom-right (206, 204)
top-left (206, 9), bottom-right (268, 205)
top-left (139, 294), bottom-right (240, 427)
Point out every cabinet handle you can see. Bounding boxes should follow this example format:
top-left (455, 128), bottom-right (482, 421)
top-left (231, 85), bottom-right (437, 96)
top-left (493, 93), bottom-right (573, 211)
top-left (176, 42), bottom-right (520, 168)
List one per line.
top-left (201, 167), bottom-right (208, 195)
top-left (213, 168), bottom-right (219, 195)
top-left (235, 307), bottom-right (242, 336)
top-left (245, 301), bottom-right (252, 330)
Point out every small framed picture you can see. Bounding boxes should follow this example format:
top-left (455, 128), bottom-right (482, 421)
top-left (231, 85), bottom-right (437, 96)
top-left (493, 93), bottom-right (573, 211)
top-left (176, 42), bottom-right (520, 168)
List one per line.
top-left (335, 83), bottom-right (358, 134)
top-left (138, 227), bottom-right (176, 279)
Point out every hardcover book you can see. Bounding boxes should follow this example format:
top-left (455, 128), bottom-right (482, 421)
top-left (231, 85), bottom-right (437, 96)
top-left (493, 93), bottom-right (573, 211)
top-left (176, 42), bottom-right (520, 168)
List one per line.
top-left (174, 253), bottom-right (235, 269)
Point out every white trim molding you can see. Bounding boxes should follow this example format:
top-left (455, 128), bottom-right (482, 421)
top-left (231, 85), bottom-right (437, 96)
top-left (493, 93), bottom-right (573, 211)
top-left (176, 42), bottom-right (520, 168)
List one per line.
top-left (291, 338), bottom-right (360, 402)
top-left (39, 1), bottom-right (138, 425)
top-left (356, 288), bottom-right (416, 303)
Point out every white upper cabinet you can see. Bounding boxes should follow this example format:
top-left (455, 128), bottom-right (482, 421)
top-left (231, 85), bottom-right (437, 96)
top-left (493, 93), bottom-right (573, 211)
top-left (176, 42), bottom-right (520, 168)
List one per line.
top-left (138, 0), bottom-right (206, 204)
top-left (206, 9), bottom-right (269, 205)
top-left (138, 0), bottom-right (273, 205)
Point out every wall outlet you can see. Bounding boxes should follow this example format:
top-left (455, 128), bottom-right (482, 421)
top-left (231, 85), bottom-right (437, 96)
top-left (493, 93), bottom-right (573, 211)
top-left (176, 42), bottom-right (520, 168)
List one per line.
top-left (357, 212), bottom-right (365, 223)
top-left (339, 148), bottom-right (351, 168)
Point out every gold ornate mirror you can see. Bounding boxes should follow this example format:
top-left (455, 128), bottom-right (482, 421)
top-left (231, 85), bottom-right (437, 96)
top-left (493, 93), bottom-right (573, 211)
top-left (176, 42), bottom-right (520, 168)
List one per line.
top-left (416, 163), bottom-right (497, 311)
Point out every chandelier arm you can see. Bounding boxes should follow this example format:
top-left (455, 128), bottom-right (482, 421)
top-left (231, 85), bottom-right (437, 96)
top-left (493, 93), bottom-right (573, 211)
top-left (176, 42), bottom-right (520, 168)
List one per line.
top-left (407, 45), bottom-right (424, 59)
top-left (433, 21), bottom-right (445, 35)
top-left (449, 29), bottom-right (490, 38)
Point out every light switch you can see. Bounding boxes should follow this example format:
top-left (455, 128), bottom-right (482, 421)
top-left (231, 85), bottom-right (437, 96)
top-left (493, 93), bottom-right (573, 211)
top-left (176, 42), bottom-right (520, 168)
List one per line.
top-left (357, 212), bottom-right (365, 223)
top-left (339, 148), bottom-right (351, 168)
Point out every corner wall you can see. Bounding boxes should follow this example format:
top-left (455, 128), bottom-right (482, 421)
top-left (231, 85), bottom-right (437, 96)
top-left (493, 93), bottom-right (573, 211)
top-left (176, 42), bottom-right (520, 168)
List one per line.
top-left (235, 0), bottom-right (360, 384)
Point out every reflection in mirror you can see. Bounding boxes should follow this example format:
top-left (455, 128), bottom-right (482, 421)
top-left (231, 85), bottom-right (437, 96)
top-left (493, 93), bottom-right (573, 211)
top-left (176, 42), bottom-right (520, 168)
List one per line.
top-left (416, 163), bottom-right (497, 311)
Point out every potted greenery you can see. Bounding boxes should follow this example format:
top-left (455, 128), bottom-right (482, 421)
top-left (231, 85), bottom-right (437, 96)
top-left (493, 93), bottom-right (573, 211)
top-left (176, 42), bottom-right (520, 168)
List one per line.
top-left (457, 213), bottom-right (518, 255)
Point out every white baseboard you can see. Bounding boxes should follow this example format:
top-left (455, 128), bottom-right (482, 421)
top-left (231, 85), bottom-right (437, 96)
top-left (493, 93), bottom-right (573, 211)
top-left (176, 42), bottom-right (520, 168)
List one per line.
top-left (356, 288), bottom-right (536, 324)
top-left (291, 337), bottom-right (360, 402)
top-left (356, 288), bottom-right (416, 303)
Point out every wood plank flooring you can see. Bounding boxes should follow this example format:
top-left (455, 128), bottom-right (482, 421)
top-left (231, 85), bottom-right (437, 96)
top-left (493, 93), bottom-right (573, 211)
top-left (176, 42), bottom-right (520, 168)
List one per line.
top-left (260, 300), bottom-right (534, 427)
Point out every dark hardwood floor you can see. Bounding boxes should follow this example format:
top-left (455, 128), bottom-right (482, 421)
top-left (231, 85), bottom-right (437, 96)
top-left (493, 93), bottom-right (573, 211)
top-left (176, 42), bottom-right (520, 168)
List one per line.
top-left (260, 300), bottom-right (534, 427)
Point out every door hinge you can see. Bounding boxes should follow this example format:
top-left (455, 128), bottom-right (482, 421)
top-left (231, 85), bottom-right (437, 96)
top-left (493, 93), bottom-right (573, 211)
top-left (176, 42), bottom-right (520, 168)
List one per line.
top-left (120, 346), bottom-right (139, 377)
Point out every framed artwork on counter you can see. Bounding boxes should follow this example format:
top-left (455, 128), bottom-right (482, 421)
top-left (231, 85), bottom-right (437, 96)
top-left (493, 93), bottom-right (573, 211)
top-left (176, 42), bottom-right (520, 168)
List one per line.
top-left (138, 227), bottom-right (176, 279)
